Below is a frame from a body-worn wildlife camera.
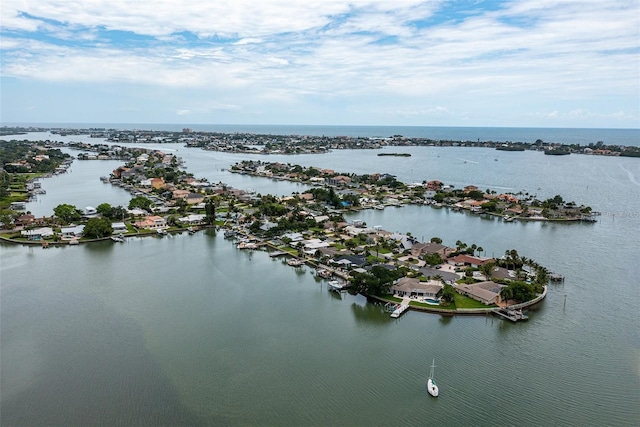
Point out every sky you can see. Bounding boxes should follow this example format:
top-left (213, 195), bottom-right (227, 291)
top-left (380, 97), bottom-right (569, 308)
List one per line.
top-left (1, 0), bottom-right (639, 128)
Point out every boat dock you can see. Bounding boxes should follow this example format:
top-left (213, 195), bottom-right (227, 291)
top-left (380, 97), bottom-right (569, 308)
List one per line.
top-left (390, 303), bottom-right (410, 318)
top-left (327, 280), bottom-right (348, 292)
top-left (269, 251), bottom-right (288, 257)
top-left (493, 307), bottom-right (528, 322)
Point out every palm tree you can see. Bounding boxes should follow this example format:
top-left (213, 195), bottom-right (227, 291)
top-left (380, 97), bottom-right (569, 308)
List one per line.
top-left (480, 262), bottom-right (496, 281)
top-left (477, 246), bottom-right (484, 257)
top-left (500, 286), bottom-right (513, 305)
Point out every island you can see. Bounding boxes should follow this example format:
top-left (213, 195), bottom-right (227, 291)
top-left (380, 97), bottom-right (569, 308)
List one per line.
top-left (377, 153), bottom-right (411, 157)
top-left (3, 125), bottom-right (640, 157)
top-left (1, 138), bottom-right (569, 320)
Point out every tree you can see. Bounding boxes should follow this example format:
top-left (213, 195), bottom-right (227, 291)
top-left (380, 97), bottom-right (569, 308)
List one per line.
top-left (430, 237), bottom-right (442, 244)
top-left (480, 262), bottom-right (496, 281)
top-left (53, 204), bottom-right (82, 224)
top-left (0, 213), bottom-right (14, 229)
top-left (424, 252), bottom-right (443, 267)
top-left (439, 283), bottom-right (456, 304)
top-left (205, 199), bottom-right (216, 225)
top-left (350, 265), bottom-right (403, 296)
top-left (83, 217), bottom-right (113, 238)
top-left (500, 286), bottom-right (513, 304)
top-left (477, 246), bottom-right (484, 257)
top-left (111, 205), bottom-right (127, 221)
top-left (129, 196), bottom-right (153, 211)
top-left (96, 203), bottom-right (112, 217)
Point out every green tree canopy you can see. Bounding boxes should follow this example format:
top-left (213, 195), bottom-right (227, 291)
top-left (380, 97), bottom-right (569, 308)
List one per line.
top-left (83, 217), bottom-right (113, 238)
top-left (128, 196), bottom-right (153, 211)
top-left (53, 204), bottom-right (82, 224)
top-left (205, 199), bottom-right (216, 225)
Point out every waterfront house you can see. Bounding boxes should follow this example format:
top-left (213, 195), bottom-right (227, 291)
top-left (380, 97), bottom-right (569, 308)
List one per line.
top-left (111, 222), bottom-right (127, 233)
top-left (10, 202), bottom-right (27, 210)
top-left (447, 254), bottom-right (493, 267)
top-left (14, 214), bottom-right (36, 228)
top-left (426, 180), bottom-right (443, 191)
top-left (133, 215), bottom-right (167, 230)
top-left (60, 224), bottom-right (85, 239)
top-left (391, 277), bottom-right (443, 299)
top-left (178, 214), bottom-right (206, 225)
top-left (456, 281), bottom-right (505, 305)
top-left (411, 242), bottom-right (452, 258)
top-left (21, 227), bottom-right (54, 240)
top-left (84, 206), bottom-right (97, 217)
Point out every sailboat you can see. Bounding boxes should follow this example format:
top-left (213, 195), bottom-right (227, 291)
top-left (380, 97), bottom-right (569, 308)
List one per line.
top-left (427, 358), bottom-right (439, 397)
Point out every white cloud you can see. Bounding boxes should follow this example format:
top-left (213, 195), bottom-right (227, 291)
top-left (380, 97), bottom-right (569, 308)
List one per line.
top-left (1, 0), bottom-right (638, 127)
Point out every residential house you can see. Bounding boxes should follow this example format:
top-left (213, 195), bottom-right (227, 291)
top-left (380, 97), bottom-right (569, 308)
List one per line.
top-left (185, 193), bottom-right (205, 205)
top-left (410, 242), bottom-right (452, 258)
top-left (172, 189), bottom-right (190, 200)
top-left (391, 277), bottom-right (443, 298)
top-left (133, 215), bottom-right (167, 230)
top-left (21, 227), bottom-right (55, 240)
top-left (178, 214), bottom-right (206, 225)
top-left (447, 254), bottom-right (494, 268)
top-left (333, 254), bottom-right (367, 268)
top-left (14, 214), bottom-right (36, 228)
top-left (327, 175), bottom-right (352, 187)
top-left (456, 281), bottom-right (505, 305)
top-left (488, 266), bottom-right (516, 281)
top-left (426, 180), bottom-right (443, 191)
top-left (111, 222), bottom-right (128, 233)
top-left (60, 224), bottom-right (85, 239)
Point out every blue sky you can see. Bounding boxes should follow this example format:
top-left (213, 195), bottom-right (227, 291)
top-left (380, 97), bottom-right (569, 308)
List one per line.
top-left (1, 0), bottom-right (638, 128)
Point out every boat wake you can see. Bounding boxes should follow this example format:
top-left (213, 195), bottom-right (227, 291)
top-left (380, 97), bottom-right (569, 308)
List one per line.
top-left (619, 165), bottom-right (640, 187)
top-left (456, 158), bottom-right (479, 164)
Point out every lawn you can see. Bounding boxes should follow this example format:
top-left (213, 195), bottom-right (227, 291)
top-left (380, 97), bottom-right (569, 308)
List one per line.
top-left (453, 293), bottom-right (496, 309)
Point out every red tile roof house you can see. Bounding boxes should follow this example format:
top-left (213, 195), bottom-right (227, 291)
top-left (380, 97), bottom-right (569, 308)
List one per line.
top-left (447, 254), bottom-right (494, 268)
top-left (327, 175), bottom-right (352, 187)
top-left (133, 215), bottom-right (167, 230)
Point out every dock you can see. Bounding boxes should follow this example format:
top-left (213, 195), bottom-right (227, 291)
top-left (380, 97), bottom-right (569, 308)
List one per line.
top-left (493, 308), bottom-right (528, 322)
top-left (327, 280), bottom-right (348, 292)
top-left (390, 303), bottom-right (410, 318)
top-left (549, 272), bottom-right (565, 282)
top-left (269, 251), bottom-right (287, 257)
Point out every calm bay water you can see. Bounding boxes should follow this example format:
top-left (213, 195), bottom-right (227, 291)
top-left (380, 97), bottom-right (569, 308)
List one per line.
top-left (1, 127), bottom-right (639, 426)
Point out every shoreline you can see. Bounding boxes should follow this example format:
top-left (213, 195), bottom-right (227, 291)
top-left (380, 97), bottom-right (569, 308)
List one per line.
top-left (368, 285), bottom-right (547, 316)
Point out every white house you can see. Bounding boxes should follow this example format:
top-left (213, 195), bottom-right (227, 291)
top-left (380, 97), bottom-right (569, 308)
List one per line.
top-left (21, 227), bottom-right (54, 240)
top-left (178, 214), bottom-right (206, 225)
top-left (111, 222), bottom-right (127, 233)
top-left (60, 224), bottom-right (85, 239)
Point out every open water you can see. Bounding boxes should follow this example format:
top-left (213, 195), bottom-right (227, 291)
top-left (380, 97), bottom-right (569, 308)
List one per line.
top-left (1, 127), bottom-right (639, 426)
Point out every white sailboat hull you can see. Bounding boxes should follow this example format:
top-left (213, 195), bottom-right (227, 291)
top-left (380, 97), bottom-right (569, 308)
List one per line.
top-left (427, 378), bottom-right (439, 397)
